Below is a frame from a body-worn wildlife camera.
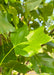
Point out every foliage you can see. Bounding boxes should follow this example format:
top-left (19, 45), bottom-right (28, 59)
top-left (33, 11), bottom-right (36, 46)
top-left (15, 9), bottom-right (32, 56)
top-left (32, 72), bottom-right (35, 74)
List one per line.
top-left (0, 0), bottom-right (54, 75)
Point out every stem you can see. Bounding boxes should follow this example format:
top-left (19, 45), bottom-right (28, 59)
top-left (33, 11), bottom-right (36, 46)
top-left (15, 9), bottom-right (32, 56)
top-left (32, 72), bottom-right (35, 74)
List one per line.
top-left (0, 46), bottom-right (15, 66)
top-left (0, 42), bottom-right (27, 66)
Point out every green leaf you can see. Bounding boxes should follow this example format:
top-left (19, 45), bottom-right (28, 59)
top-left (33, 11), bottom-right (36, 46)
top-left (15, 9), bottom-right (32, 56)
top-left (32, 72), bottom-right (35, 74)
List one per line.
top-left (30, 56), bottom-right (40, 73)
top-left (8, 6), bottom-right (19, 28)
top-left (39, 3), bottom-right (53, 21)
top-left (2, 60), bottom-right (30, 74)
top-left (4, 0), bottom-right (8, 4)
top-left (27, 26), bottom-right (51, 53)
top-left (10, 25), bottom-right (29, 56)
top-left (25, 0), bottom-right (42, 11)
top-left (14, 43), bottom-right (29, 56)
top-left (0, 13), bottom-right (15, 34)
top-left (30, 53), bottom-right (54, 74)
top-left (30, 10), bottom-right (39, 19)
top-left (8, 6), bottom-right (17, 16)
top-left (2, 68), bottom-right (12, 75)
top-left (0, 0), bottom-right (54, 74)
top-left (46, 42), bottom-right (54, 48)
top-left (10, 25), bottom-right (29, 46)
top-left (0, 41), bottom-right (16, 63)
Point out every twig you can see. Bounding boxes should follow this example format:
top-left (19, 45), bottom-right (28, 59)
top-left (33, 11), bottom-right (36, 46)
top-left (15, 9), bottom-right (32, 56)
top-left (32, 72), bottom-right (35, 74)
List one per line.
top-left (50, 29), bottom-right (54, 34)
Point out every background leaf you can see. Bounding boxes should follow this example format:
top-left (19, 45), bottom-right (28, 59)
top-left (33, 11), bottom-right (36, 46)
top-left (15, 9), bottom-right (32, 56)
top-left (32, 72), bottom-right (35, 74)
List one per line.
top-left (0, 13), bottom-right (15, 34)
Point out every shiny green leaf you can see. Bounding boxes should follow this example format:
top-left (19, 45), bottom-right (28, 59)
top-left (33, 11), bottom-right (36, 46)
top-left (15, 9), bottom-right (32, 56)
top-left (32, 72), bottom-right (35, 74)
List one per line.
top-left (27, 26), bottom-right (51, 53)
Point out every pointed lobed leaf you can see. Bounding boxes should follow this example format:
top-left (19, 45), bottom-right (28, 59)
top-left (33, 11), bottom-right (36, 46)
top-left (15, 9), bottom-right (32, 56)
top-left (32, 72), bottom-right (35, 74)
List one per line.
top-left (27, 26), bottom-right (51, 53)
